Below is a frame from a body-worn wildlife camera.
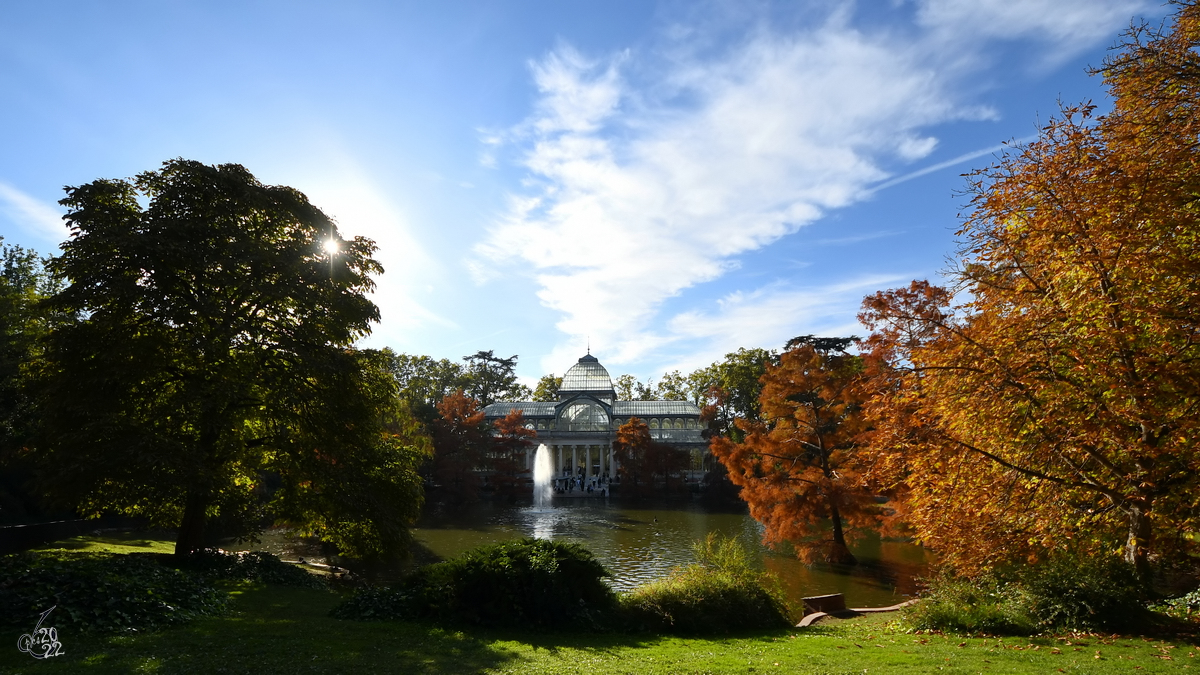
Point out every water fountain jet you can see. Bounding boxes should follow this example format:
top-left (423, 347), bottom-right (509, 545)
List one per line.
top-left (533, 443), bottom-right (553, 510)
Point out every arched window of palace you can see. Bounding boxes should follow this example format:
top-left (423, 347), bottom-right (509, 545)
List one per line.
top-left (649, 419), bottom-right (660, 429)
top-left (674, 418), bottom-right (684, 429)
top-left (559, 401), bottom-right (609, 432)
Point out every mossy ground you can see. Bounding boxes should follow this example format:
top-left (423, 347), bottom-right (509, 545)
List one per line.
top-left (1, 582), bottom-right (1196, 674)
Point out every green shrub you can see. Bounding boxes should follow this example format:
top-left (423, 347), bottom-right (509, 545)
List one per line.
top-left (904, 574), bottom-right (1036, 635)
top-left (1020, 552), bottom-right (1147, 631)
top-left (619, 534), bottom-right (792, 634)
top-left (0, 551), bottom-right (227, 633)
top-left (332, 538), bottom-right (616, 628)
top-left (906, 553), bottom-right (1149, 635)
top-left (173, 549), bottom-right (325, 588)
top-left (1154, 588), bottom-right (1200, 620)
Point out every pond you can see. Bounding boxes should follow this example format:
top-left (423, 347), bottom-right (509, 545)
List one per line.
top-left (242, 496), bottom-right (930, 611)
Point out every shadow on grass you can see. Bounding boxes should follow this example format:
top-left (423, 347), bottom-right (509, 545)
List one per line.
top-left (1121, 612), bottom-right (1200, 644)
top-left (469, 624), bottom-right (786, 655)
top-left (0, 585), bottom-right (519, 675)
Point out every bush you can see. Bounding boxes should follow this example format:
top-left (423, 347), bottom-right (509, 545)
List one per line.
top-left (1020, 552), bottom-right (1147, 631)
top-left (0, 551), bottom-right (227, 633)
top-left (1155, 588), bottom-right (1200, 620)
top-left (332, 538), bottom-right (616, 628)
top-left (904, 574), bottom-right (1036, 635)
top-left (907, 552), bottom-right (1149, 635)
top-left (172, 549), bottom-right (325, 589)
top-left (619, 534), bottom-right (792, 634)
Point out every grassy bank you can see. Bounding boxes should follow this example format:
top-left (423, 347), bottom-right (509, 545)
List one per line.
top-left (2, 582), bottom-right (1196, 674)
top-left (4, 534), bottom-right (1197, 673)
top-left (30, 530), bottom-right (178, 555)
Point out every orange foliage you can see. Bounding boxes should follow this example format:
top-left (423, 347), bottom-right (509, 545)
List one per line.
top-left (711, 340), bottom-right (883, 565)
top-left (429, 390), bottom-right (488, 504)
top-left (614, 417), bottom-right (688, 495)
top-left (858, 4), bottom-right (1200, 574)
top-left (491, 410), bottom-right (536, 501)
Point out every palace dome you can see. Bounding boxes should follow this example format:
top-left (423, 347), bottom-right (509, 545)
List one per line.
top-left (560, 354), bottom-right (614, 394)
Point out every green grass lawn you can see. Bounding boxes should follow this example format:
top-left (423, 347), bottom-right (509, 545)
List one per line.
top-left (1, 582), bottom-right (1196, 674)
top-left (31, 530), bottom-right (177, 555)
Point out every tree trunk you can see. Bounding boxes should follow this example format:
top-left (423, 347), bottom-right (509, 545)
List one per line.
top-left (174, 490), bottom-right (209, 557)
top-left (1124, 501), bottom-right (1152, 578)
top-left (827, 502), bottom-right (858, 565)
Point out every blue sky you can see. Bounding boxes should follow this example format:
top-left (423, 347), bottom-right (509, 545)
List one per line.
top-left (0, 0), bottom-right (1167, 385)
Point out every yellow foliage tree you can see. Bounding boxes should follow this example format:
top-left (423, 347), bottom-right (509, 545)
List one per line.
top-left (859, 4), bottom-right (1200, 575)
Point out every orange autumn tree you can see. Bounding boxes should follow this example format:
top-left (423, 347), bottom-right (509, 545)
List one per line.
top-left (613, 417), bottom-right (653, 493)
top-left (613, 417), bottom-right (688, 495)
top-left (858, 282), bottom-right (1059, 576)
top-left (429, 390), bottom-right (489, 505)
top-left (859, 3), bottom-right (1200, 575)
top-left (490, 410), bottom-right (536, 501)
top-left (711, 336), bottom-right (881, 565)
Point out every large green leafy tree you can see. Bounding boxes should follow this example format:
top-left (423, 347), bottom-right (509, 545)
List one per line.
top-left (531, 374), bottom-right (562, 402)
top-left (691, 347), bottom-right (777, 440)
top-left (386, 350), bottom-right (468, 423)
top-left (34, 159), bottom-right (428, 557)
top-left (654, 370), bottom-right (689, 401)
top-left (0, 240), bottom-right (64, 523)
top-left (461, 350), bottom-right (531, 406)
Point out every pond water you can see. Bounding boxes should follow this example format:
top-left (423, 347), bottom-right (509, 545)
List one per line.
top-left (234, 496), bottom-right (927, 610)
top-left (298, 496), bottom-right (931, 611)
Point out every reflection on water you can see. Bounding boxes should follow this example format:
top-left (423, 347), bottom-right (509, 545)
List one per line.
top-left (411, 498), bottom-right (928, 609)
top-left (233, 497), bottom-right (928, 610)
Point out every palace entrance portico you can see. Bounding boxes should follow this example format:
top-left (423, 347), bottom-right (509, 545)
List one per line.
top-left (537, 439), bottom-right (617, 479)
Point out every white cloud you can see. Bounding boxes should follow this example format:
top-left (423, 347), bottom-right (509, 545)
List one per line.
top-left (865, 138), bottom-right (1031, 194)
top-left (662, 274), bottom-right (908, 373)
top-left (0, 181), bottom-right (67, 245)
top-left (476, 22), bottom-right (973, 366)
top-left (529, 46), bottom-right (625, 134)
top-left (917, 0), bottom-right (1151, 57)
top-left (475, 1), bottom-right (1151, 372)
